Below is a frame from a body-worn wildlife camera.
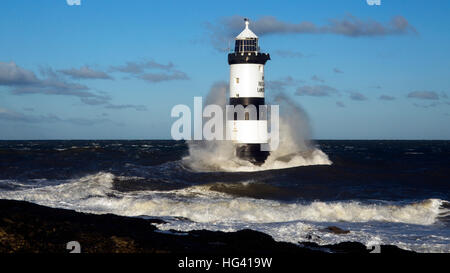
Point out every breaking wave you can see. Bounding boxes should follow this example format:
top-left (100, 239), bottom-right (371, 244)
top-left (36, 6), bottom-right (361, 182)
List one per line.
top-left (0, 172), bottom-right (446, 225)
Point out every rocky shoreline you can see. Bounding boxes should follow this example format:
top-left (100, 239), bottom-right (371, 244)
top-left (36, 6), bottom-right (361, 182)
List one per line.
top-left (0, 199), bottom-right (413, 254)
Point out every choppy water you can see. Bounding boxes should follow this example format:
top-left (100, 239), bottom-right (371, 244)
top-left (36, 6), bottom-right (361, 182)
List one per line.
top-left (0, 140), bottom-right (449, 253)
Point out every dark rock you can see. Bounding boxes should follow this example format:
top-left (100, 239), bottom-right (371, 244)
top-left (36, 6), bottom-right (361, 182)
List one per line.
top-left (0, 199), bottom-right (414, 254)
top-left (321, 226), bottom-right (351, 234)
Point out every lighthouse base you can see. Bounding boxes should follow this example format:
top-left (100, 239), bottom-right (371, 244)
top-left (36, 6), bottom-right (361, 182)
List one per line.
top-left (236, 144), bottom-right (269, 165)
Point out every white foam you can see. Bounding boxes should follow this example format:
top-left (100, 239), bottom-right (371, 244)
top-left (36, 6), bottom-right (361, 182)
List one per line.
top-left (0, 174), bottom-right (443, 225)
top-left (0, 172), bottom-right (115, 210)
top-left (183, 145), bottom-right (332, 172)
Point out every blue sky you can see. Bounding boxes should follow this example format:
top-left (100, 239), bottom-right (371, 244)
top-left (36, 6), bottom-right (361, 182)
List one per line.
top-left (0, 0), bottom-right (449, 140)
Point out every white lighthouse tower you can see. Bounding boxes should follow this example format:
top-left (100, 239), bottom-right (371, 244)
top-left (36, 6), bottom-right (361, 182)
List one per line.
top-left (227, 18), bottom-right (271, 164)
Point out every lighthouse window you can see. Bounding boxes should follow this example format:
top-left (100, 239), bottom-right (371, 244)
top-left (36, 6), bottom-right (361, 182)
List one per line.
top-left (245, 112), bottom-right (249, 120)
top-left (235, 39), bottom-right (258, 52)
top-left (235, 77), bottom-right (239, 84)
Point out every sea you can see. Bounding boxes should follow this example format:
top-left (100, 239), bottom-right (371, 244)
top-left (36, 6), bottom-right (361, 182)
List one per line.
top-left (0, 140), bottom-right (449, 253)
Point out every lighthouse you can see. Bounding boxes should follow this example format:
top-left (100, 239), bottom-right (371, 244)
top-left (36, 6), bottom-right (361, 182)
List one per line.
top-left (227, 18), bottom-right (271, 164)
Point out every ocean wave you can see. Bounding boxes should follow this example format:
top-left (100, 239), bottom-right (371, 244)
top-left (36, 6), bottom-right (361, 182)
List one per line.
top-left (0, 172), bottom-right (445, 225)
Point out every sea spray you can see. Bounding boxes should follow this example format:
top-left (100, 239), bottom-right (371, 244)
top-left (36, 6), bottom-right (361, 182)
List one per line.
top-left (182, 82), bottom-right (332, 172)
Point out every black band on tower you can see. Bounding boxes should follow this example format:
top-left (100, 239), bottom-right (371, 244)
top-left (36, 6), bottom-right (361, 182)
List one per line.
top-left (229, 97), bottom-right (265, 107)
top-left (229, 97), bottom-right (267, 120)
top-left (228, 53), bottom-right (270, 65)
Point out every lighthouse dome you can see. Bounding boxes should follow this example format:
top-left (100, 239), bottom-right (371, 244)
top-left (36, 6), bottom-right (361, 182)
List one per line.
top-left (234, 19), bottom-right (259, 53)
top-left (236, 18), bottom-right (258, 39)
